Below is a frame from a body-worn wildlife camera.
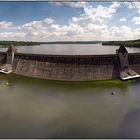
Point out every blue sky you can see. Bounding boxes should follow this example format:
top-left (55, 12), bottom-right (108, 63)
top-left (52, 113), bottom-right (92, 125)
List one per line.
top-left (0, 2), bottom-right (83, 25)
top-left (0, 2), bottom-right (140, 41)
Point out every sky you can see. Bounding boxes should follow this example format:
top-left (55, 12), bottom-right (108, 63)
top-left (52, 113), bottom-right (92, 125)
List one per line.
top-left (0, 2), bottom-right (140, 41)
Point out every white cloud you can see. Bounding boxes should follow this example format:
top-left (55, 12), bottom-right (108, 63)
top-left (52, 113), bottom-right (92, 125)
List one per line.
top-left (50, 2), bottom-right (88, 8)
top-left (8, 2), bottom-right (120, 41)
top-left (0, 21), bottom-right (13, 29)
top-left (62, 2), bottom-right (88, 8)
top-left (20, 18), bottom-right (54, 37)
top-left (1, 2), bottom-right (140, 41)
top-left (49, 2), bottom-right (62, 6)
top-left (0, 20), bottom-right (138, 42)
top-left (43, 18), bottom-right (54, 25)
top-left (124, 2), bottom-right (140, 13)
top-left (120, 18), bottom-right (126, 22)
top-left (84, 2), bottom-right (121, 24)
top-left (0, 32), bottom-right (26, 41)
top-left (108, 25), bottom-right (135, 40)
top-left (132, 16), bottom-right (140, 24)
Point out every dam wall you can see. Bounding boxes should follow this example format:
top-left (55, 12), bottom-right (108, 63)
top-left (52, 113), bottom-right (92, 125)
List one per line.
top-left (0, 52), bottom-right (140, 81)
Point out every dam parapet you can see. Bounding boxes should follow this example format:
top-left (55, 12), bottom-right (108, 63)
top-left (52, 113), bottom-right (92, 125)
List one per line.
top-left (0, 46), bottom-right (140, 81)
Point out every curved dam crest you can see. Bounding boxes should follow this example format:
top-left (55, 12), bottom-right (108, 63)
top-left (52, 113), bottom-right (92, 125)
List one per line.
top-left (0, 50), bottom-right (140, 81)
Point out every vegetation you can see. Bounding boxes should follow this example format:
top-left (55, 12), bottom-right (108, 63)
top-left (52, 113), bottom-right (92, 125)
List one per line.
top-left (44, 41), bottom-right (102, 44)
top-left (102, 39), bottom-right (140, 47)
top-left (0, 41), bottom-right (102, 47)
top-left (1, 40), bottom-right (140, 48)
top-left (0, 41), bottom-right (44, 47)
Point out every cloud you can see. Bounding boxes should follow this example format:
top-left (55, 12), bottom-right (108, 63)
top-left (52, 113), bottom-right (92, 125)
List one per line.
top-left (124, 2), bottom-right (140, 13)
top-left (50, 2), bottom-right (88, 8)
top-left (7, 2), bottom-right (120, 41)
top-left (132, 16), bottom-right (140, 25)
top-left (0, 21), bottom-right (13, 29)
top-left (49, 2), bottom-right (62, 6)
top-left (62, 2), bottom-right (88, 8)
top-left (0, 32), bottom-right (26, 41)
top-left (84, 2), bottom-right (121, 23)
top-left (108, 25), bottom-right (135, 40)
top-left (120, 18), bottom-right (126, 22)
top-left (43, 18), bottom-right (54, 25)
top-left (0, 2), bottom-right (140, 41)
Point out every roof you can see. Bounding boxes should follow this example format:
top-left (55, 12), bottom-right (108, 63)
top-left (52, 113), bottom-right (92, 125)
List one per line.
top-left (118, 45), bottom-right (128, 53)
top-left (7, 45), bottom-right (17, 53)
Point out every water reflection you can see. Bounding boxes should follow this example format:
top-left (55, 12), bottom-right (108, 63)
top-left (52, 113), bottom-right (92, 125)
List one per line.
top-left (3, 73), bottom-right (131, 93)
top-left (0, 74), bottom-right (139, 138)
top-left (119, 109), bottom-right (140, 138)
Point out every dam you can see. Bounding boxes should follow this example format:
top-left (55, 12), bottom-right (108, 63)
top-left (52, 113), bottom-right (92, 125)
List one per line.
top-left (0, 45), bottom-right (140, 81)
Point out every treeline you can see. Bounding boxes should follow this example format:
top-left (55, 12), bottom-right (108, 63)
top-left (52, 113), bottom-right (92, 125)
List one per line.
top-left (44, 41), bottom-right (102, 44)
top-left (0, 41), bottom-right (102, 47)
top-left (102, 39), bottom-right (140, 47)
top-left (0, 41), bottom-right (44, 47)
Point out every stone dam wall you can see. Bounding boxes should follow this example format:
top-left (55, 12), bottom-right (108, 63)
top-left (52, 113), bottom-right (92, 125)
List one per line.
top-left (0, 52), bottom-right (140, 81)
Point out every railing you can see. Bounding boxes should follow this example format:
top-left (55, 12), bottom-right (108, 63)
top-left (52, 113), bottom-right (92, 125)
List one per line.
top-left (0, 51), bottom-right (140, 65)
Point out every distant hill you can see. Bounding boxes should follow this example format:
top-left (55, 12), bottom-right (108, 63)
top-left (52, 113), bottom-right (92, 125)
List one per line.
top-left (0, 41), bottom-right (43, 47)
top-left (0, 41), bottom-right (102, 47)
top-left (102, 39), bottom-right (140, 47)
top-left (1, 40), bottom-right (140, 47)
top-left (44, 41), bottom-right (102, 44)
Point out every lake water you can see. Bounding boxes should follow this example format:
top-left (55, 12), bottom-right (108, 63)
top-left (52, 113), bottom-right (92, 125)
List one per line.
top-left (0, 74), bottom-right (140, 138)
top-left (0, 44), bottom-right (140, 54)
top-left (0, 44), bottom-right (140, 138)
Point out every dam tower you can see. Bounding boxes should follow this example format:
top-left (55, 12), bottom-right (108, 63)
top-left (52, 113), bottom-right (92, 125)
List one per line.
top-left (0, 45), bottom-right (16, 74)
top-left (6, 45), bottom-right (16, 64)
top-left (118, 45), bottom-right (140, 80)
top-left (117, 45), bottom-right (129, 69)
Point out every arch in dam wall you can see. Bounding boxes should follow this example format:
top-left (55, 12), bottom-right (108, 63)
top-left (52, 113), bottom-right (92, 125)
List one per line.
top-left (0, 52), bottom-right (140, 81)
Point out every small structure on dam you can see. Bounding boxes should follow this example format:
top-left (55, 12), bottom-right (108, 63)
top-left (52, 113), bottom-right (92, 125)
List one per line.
top-left (0, 45), bottom-right (16, 74)
top-left (118, 45), bottom-right (140, 80)
top-left (7, 45), bottom-right (17, 64)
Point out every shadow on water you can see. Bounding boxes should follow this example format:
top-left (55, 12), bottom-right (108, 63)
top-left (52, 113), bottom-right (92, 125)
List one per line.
top-left (118, 108), bottom-right (140, 138)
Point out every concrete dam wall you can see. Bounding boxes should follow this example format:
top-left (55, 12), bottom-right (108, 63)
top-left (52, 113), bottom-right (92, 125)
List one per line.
top-left (0, 52), bottom-right (140, 81)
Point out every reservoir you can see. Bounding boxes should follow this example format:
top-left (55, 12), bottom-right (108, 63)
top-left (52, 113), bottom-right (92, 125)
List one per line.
top-left (0, 43), bottom-right (140, 54)
top-left (0, 44), bottom-right (140, 138)
top-left (0, 74), bottom-right (140, 138)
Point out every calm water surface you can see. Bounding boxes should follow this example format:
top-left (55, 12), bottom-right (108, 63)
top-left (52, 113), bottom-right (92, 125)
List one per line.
top-left (0, 74), bottom-right (140, 138)
top-left (0, 44), bottom-right (140, 54)
top-left (0, 44), bottom-right (140, 138)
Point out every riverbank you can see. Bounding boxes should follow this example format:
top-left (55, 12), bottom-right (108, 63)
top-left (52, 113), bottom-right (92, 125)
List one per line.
top-left (1, 39), bottom-right (140, 48)
top-left (0, 41), bottom-right (46, 47)
top-left (102, 39), bottom-right (140, 48)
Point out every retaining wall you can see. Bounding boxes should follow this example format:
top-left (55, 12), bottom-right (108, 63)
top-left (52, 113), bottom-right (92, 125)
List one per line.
top-left (0, 52), bottom-right (140, 81)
